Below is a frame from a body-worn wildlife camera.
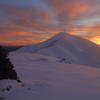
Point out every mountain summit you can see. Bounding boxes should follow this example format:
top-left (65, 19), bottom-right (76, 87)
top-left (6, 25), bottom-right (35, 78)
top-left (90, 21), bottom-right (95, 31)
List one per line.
top-left (17, 32), bottom-right (100, 67)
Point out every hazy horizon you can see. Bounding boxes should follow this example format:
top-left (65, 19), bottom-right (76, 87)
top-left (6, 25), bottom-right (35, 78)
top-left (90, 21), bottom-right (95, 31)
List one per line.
top-left (0, 32), bottom-right (100, 46)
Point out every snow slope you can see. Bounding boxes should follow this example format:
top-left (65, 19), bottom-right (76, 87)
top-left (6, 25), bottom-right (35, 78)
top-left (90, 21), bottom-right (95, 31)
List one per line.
top-left (1, 52), bottom-right (100, 100)
top-left (17, 32), bottom-right (100, 67)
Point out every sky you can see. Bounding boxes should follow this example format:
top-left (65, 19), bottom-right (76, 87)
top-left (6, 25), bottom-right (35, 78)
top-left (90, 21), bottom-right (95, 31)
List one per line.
top-left (0, 0), bottom-right (100, 46)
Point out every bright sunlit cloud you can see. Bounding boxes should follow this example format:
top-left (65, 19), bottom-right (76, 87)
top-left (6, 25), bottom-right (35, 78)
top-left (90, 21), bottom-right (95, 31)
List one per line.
top-left (89, 36), bottom-right (100, 45)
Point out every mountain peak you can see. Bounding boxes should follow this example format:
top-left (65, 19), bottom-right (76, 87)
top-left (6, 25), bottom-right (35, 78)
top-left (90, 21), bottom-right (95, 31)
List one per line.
top-left (55, 32), bottom-right (68, 37)
top-left (51, 32), bottom-right (69, 40)
top-left (57, 32), bottom-right (68, 35)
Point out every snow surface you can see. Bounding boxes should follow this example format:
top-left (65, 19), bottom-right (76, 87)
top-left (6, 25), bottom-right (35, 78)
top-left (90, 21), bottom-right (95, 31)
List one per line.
top-left (0, 52), bottom-right (100, 100)
top-left (17, 32), bottom-right (100, 67)
top-left (1, 32), bottom-right (100, 100)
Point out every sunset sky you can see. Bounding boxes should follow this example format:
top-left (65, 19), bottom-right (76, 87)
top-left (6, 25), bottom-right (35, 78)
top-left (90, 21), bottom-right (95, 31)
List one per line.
top-left (0, 0), bottom-right (100, 45)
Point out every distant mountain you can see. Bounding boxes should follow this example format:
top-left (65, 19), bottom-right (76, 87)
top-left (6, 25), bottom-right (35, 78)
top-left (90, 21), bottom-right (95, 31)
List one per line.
top-left (17, 32), bottom-right (100, 67)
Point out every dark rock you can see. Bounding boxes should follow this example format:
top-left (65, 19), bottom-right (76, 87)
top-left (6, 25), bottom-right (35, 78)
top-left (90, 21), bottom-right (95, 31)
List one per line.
top-left (0, 46), bottom-right (19, 81)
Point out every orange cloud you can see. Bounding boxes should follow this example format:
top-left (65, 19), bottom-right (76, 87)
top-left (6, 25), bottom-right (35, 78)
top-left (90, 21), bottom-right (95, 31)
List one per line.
top-left (67, 24), bottom-right (100, 45)
top-left (0, 1), bottom-right (100, 46)
top-left (54, 2), bottom-right (91, 16)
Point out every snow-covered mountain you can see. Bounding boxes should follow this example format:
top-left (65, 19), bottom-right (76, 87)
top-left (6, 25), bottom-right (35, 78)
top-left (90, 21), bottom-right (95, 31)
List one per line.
top-left (17, 32), bottom-right (100, 67)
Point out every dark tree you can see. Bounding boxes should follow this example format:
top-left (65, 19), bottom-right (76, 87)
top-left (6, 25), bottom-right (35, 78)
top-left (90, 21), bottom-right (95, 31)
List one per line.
top-left (0, 46), bottom-right (20, 81)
